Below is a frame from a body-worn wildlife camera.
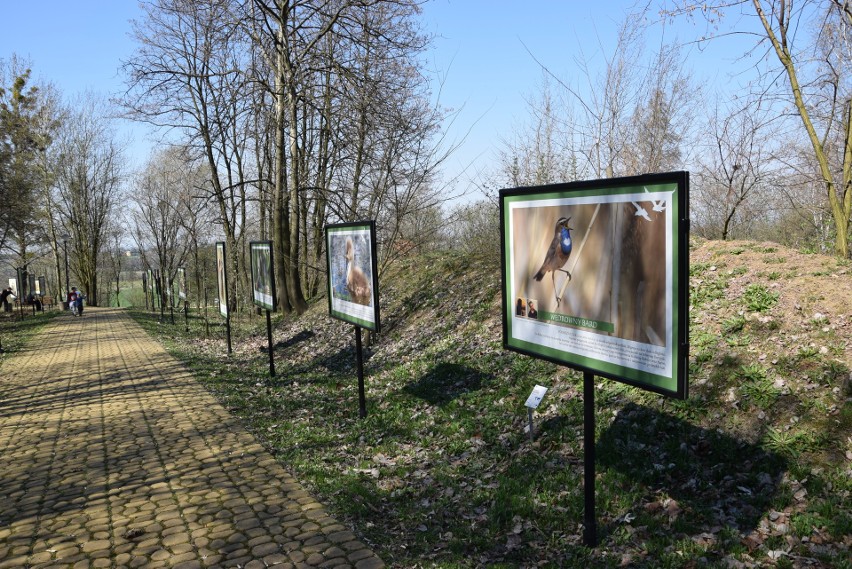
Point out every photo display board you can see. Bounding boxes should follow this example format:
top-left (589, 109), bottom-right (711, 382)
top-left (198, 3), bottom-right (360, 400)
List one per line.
top-left (250, 241), bottom-right (276, 311)
top-left (325, 221), bottom-right (380, 332)
top-left (500, 171), bottom-right (689, 399)
top-left (177, 267), bottom-right (187, 301)
top-left (216, 242), bottom-right (229, 317)
top-left (147, 269), bottom-right (155, 307)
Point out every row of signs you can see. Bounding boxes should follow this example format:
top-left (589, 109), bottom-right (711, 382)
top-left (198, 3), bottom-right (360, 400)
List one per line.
top-left (8, 273), bottom-right (47, 297)
top-left (211, 225), bottom-right (382, 332)
top-left (161, 171), bottom-right (689, 400)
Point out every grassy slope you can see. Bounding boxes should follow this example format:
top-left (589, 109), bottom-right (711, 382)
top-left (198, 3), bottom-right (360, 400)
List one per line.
top-left (131, 238), bottom-right (852, 568)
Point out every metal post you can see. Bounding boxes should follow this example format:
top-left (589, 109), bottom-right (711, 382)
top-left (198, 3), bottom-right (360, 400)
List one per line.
top-left (528, 407), bottom-right (535, 442)
top-left (266, 309), bottom-right (275, 377)
top-left (63, 239), bottom-right (70, 302)
top-left (225, 311), bottom-right (232, 355)
top-left (583, 371), bottom-right (597, 547)
top-left (355, 326), bottom-right (366, 419)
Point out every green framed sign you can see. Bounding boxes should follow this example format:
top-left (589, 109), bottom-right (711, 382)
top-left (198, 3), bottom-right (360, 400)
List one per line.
top-left (500, 172), bottom-right (689, 399)
top-left (250, 241), bottom-right (276, 311)
top-left (325, 221), bottom-right (380, 332)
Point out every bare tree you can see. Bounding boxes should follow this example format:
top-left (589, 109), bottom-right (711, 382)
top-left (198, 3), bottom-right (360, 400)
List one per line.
top-left (122, 0), bottom-right (255, 310)
top-left (102, 224), bottom-right (125, 307)
top-left (52, 95), bottom-right (125, 306)
top-left (693, 97), bottom-right (781, 239)
top-left (523, 8), bottom-right (696, 181)
top-left (664, 0), bottom-right (852, 256)
top-left (496, 76), bottom-right (582, 187)
top-left (247, 0), bottom-right (452, 306)
top-left (131, 146), bottom-right (199, 301)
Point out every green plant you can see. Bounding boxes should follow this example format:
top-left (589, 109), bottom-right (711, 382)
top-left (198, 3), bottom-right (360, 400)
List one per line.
top-left (763, 427), bottom-right (821, 457)
top-left (722, 315), bottom-right (746, 334)
top-left (739, 364), bottom-right (780, 409)
top-left (743, 284), bottom-right (779, 312)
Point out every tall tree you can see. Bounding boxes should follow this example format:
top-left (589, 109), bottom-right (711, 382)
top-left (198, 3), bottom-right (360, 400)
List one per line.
top-left (0, 58), bottom-right (56, 265)
top-left (249, 0), bottom-right (354, 314)
top-left (248, 0), bottom-right (446, 310)
top-left (52, 95), bottom-right (125, 306)
top-left (131, 146), bottom-right (199, 300)
top-left (122, 0), bottom-right (255, 311)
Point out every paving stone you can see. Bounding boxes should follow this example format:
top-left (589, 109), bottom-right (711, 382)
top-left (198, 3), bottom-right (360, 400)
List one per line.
top-left (0, 308), bottom-right (383, 569)
top-left (354, 557), bottom-right (385, 569)
top-left (347, 549), bottom-right (375, 562)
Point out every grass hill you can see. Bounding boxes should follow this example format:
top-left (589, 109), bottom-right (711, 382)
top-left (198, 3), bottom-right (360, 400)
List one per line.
top-left (133, 238), bottom-right (852, 568)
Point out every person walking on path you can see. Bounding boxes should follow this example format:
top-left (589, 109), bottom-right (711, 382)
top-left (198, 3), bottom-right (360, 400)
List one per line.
top-left (0, 287), bottom-right (14, 312)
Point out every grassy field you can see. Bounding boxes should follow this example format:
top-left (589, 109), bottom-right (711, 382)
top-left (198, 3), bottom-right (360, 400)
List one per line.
top-left (128, 238), bottom-right (852, 568)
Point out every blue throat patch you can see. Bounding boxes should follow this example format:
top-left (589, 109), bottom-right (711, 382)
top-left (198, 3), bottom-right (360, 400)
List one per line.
top-left (560, 228), bottom-right (572, 254)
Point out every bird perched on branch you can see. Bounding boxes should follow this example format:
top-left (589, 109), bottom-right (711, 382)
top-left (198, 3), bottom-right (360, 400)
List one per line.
top-left (533, 216), bottom-right (573, 304)
top-left (345, 237), bottom-right (371, 305)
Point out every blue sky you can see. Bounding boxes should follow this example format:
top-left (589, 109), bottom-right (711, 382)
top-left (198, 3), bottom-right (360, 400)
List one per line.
top-left (0, 1), bottom-right (753, 195)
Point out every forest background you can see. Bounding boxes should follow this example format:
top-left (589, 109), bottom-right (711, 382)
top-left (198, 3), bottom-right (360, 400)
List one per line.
top-left (1, 0), bottom-right (851, 313)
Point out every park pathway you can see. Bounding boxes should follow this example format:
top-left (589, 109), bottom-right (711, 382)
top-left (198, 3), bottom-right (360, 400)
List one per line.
top-left (0, 307), bottom-right (384, 569)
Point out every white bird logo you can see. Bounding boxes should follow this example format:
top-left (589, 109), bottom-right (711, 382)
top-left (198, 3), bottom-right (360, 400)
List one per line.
top-left (631, 201), bottom-right (652, 221)
top-left (643, 186), bottom-right (666, 213)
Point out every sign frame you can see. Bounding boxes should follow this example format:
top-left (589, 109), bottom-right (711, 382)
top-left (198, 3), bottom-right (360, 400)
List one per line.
top-left (250, 241), bottom-right (276, 311)
top-left (177, 267), bottom-right (187, 301)
top-left (325, 221), bottom-right (380, 332)
top-left (216, 241), bottom-right (229, 318)
top-left (500, 171), bottom-right (689, 399)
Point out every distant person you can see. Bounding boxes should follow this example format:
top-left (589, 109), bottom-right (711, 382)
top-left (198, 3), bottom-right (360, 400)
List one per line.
top-left (68, 287), bottom-right (84, 316)
top-left (1, 287), bottom-right (14, 312)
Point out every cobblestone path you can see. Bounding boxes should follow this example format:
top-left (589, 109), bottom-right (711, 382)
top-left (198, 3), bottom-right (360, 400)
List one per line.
top-left (0, 307), bottom-right (384, 569)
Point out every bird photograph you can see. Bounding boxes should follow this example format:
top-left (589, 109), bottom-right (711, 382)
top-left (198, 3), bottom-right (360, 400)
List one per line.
top-left (344, 236), bottom-right (372, 306)
top-left (532, 216), bottom-right (574, 305)
top-left (509, 197), bottom-right (669, 346)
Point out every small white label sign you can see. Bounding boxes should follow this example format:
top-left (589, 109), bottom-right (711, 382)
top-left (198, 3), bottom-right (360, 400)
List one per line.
top-left (525, 385), bottom-right (548, 409)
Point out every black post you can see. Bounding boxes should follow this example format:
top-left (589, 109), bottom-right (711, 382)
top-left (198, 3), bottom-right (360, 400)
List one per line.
top-left (63, 240), bottom-right (70, 303)
top-left (158, 273), bottom-right (165, 322)
top-left (184, 301), bottom-right (189, 332)
top-left (169, 279), bottom-right (175, 324)
top-left (355, 326), bottom-right (367, 419)
top-left (17, 267), bottom-right (24, 321)
top-left (266, 309), bottom-right (275, 377)
top-left (583, 371), bottom-right (597, 547)
top-left (225, 312), bottom-right (232, 355)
